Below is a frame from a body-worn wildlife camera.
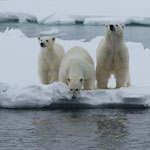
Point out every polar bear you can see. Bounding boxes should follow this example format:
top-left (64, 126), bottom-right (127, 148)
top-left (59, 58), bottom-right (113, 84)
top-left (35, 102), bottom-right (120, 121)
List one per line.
top-left (59, 47), bottom-right (95, 98)
top-left (96, 24), bottom-right (130, 89)
top-left (38, 36), bottom-right (64, 84)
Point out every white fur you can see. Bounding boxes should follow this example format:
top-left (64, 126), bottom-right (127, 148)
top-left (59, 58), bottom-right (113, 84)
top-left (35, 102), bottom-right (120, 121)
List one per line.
top-left (59, 47), bottom-right (95, 98)
top-left (38, 36), bottom-right (64, 84)
top-left (96, 24), bottom-right (130, 89)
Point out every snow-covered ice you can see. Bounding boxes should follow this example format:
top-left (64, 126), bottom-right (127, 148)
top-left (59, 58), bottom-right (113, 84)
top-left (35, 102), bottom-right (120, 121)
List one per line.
top-left (0, 82), bottom-right (150, 109)
top-left (0, 28), bottom-right (150, 108)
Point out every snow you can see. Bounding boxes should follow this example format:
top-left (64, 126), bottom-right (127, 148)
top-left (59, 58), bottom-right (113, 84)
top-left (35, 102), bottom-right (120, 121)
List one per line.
top-left (0, 0), bottom-right (150, 25)
top-left (0, 28), bottom-right (150, 108)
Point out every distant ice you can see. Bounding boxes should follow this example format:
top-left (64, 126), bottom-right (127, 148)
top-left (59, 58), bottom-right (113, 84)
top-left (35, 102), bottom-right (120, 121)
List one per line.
top-left (42, 14), bottom-right (75, 25)
top-left (40, 28), bottom-right (59, 35)
top-left (0, 28), bottom-right (150, 109)
top-left (0, 28), bottom-right (26, 38)
top-left (0, 0), bottom-right (150, 25)
top-left (84, 17), bottom-right (142, 25)
top-left (0, 12), bottom-right (37, 23)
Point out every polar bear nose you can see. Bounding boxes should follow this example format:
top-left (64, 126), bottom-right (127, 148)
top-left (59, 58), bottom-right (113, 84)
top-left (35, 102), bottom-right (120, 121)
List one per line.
top-left (40, 43), bottom-right (45, 47)
top-left (110, 25), bottom-right (113, 28)
top-left (72, 96), bottom-right (76, 99)
top-left (109, 25), bottom-right (114, 30)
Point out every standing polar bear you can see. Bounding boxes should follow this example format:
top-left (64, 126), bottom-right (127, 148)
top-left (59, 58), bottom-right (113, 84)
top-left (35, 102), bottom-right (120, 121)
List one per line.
top-left (38, 36), bottom-right (64, 84)
top-left (59, 47), bottom-right (95, 98)
top-left (96, 24), bottom-right (130, 89)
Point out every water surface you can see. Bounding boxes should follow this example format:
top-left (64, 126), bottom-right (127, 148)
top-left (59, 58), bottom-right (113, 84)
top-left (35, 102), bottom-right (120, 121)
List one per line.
top-left (0, 108), bottom-right (150, 150)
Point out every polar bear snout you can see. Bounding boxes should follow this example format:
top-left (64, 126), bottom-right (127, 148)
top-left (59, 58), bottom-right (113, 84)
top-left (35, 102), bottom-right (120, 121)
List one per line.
top-left (40, 42), bottom-right (46, 48)
top-left (107, 24), bottom-right (125, 34)
top-left (70, 89), bottom-right (80, 99)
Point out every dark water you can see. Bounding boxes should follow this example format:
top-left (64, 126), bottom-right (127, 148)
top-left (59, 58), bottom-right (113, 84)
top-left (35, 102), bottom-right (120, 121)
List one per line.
top-left (0, 108), bottom-right (150, 150)
top-left (0, 22), bottom-right (150, 150)
top-left (0, 22), bottom-right (150, 48)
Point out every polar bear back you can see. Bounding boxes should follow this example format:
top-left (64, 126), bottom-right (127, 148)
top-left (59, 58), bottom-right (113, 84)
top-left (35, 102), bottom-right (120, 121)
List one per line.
top-left (63, 46), bottom-right (94, 66)
top-left (54, 42), bottom-right (65, 62)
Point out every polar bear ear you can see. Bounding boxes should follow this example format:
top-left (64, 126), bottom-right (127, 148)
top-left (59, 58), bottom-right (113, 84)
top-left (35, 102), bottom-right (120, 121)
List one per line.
top-left (38, 36), bottom-right (41, 40)
top-left (105, 24), bottom-right (108, 28)
top-left (52, 37), bottom-right (55, 42)
top-left (122, 25), bottom-right (125, 29)
top-left (80, 79), bottom-right (83, 82)
top-left (67, 78), bottom-right (70, 82)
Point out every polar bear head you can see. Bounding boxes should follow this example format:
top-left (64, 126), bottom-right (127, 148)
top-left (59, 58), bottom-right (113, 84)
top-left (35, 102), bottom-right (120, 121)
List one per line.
top-left (105, 24), bottom-right (125, 38)
top-left (67, 76), bottom-right (83, 99)
top-left (38, 36), bottom-right (55, 49)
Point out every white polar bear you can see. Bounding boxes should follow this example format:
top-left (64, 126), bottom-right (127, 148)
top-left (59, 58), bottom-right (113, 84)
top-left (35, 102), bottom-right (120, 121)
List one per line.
top-left (38, 36), bottom-right (64, 84)
top-left (96, 24), bottom-right (130, 89)
top-left (59, 46), bottom-right (95, 98)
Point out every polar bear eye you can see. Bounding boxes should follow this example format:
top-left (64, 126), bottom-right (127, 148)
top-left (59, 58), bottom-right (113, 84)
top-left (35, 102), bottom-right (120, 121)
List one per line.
top-left (67, 78), bottom-right (70, 82)
top-left (75, 89), bottom-right (78, 91)
top-left (116, 24), bottom-right (118, 27)
top-left (80, 79), bottom-right (83, 82)
top-left (46, 40), bottom-right (49, 42)
top-left (70, 89), bottom-right (73, 91)
top-left (122, 25), bottom-right (125, 28)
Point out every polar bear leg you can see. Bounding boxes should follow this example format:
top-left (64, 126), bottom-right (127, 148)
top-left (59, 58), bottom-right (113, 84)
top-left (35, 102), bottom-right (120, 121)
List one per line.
top-left (39, 71), bottom-right (50, 84)
top-left (115, 68), bottom-right (129, 88)
top-left (96, 68), bottom-right (110, 89)
top-left (127, 71), bottom-right (131, 87)
top-left (59, 75), bottom-right (67, 84)
top-left (84, 78), bottom-right (95, 90)
top-left (50, 70), bottom-right (58, 83)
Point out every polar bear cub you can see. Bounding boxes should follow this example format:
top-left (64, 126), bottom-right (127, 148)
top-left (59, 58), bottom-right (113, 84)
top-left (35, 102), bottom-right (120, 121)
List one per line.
top-left (59, 47), bottom-right (95, 98)
top-left (38, 36), bottom-right (64, 84)
top-left (96, 24), bottom-right (130, 89)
